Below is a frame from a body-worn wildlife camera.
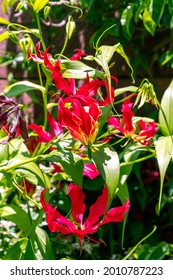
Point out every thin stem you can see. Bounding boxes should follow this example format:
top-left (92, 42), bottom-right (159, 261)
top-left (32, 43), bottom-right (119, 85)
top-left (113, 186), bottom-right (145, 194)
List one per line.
top-left (6, 175), bottom-right (42, 208)
top-left (120, 152), bottom-right (155, 167)
top-left (35, 12), bottom-right (46, 51)
top-left (122, 226), bottom-right (157, 260)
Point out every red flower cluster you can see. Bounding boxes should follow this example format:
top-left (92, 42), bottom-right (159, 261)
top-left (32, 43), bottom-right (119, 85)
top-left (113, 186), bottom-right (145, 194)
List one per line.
top-left (108, 98), bottom-right (157, 145)
top-left (28, 43), bottom-right (117, 146)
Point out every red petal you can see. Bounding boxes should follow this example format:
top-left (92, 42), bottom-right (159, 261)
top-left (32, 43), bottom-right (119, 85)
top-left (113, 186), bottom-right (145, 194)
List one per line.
top-left (47, 112), bottom-right (63, 137)
top-left (28, 123), bottom-right (52, 142)
top-left (84, 187), bottom-right (108, 228)
top-left (68, 183), bottom-right (86, 225)
top-left (83, 163), bottom-right (100, 179)
top-left (102, 199), bottom-right (130, 224)
top-left (40, 189), bottom-right (75, 234)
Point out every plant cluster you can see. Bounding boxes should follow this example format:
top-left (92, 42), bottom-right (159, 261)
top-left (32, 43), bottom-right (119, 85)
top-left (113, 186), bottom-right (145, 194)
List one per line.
top-left (0, 0), bottom-right (173, 260)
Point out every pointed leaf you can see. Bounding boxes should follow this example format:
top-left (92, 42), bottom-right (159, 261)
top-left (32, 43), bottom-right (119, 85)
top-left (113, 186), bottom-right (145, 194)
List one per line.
top-left (155, 136), bottom-right (173, 214)
top-left (35, 226), bottom-right (55, 260)
top-left (121, 4), bottom-right (134, 38)
top-left (0, 205), bottom-right (32, 233)
top-left (1, 81), bottom-right (45, 97)
top-left (143, 8), bottom-right (157, 36)
top-left (159, 79), bottom-right (173, 135)
top-left (117, 182), bottom-right (130, 249)
top-left (114, 43), bottom-right (135, 82)
top-left (0, 17), bottom-right (10, 25)
top-left (149, 0), bottom-right (166, 24)
top-left (92, 146), bottom-right (120, 205)
top-left (60, 60), bottom-right (105, 79)
top-left (0, 31), bottom-right (9, 42)
top-left (4, 238), bottom-right (28, 260)
top-left (33, 0), bottom-right (49, 12)
top-left (24, 238), bottom-right (38, 260)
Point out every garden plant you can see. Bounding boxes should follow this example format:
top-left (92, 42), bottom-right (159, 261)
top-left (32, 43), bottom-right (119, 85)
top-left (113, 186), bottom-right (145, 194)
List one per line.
top-left (0, 0), bottom-right (173, 260)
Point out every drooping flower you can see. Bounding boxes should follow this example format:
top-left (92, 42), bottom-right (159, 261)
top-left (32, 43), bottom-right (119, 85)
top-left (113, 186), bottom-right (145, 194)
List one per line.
top-left (27, 41), bottom-right (52, 64)
top-left (108, 98), bottom-right (157, 145)
top-left (41, 184), bottom-right (130, 244)
top-left (43, 49), bottom-right (116, 105)
top-left (58, 96), bottom-right (102, 146)
top-left (70, 49), bottom-right (87, 61)
top-left (0, 96), bottom-right (29, 143)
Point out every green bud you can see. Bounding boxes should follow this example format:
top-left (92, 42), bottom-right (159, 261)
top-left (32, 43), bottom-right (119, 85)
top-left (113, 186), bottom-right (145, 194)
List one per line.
top-left (66, 16), bottom-right (76, 40)
top-left (44, 5), bottom-right (51, 19)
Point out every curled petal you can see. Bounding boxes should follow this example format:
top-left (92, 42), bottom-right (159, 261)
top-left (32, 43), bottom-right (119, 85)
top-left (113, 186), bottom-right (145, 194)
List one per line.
top-left (102, 199), bottom-right (130, 225)
top-left (84, 187), bottom-right (108, 228)
top-left (40, 189), bottom-right (75, 234)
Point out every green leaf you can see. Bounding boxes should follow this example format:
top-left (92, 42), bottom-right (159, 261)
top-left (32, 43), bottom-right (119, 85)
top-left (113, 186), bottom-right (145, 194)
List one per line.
top-left (4, 238), bottom-right (28, 260)
top-left (159, 79), bottom-right (173, 135)
top-left (1, 81), bottom-right (45, 97)
top-left (35, 227), bottom-right (55, 260)
top-left (0, 31), bottom-right (9, 42)
top-left (149, 0), bottom-right (166, 24)
top-left (60, 151), bottom-right (84, 186)
top-left (155, 136), bottom-right (173, 215)
top-left (143, 8), bottom-right (157, 36)
top-left (117, 182), bottom-right (130, 249)
top-left (115, 86), bottom-right (138, 97)
top-left (33, 0), bottom-right (49, 12)
top-left (24, 238), bottom-right (38, 260)
top-left (0, 17), bottom-right (10, 25)
top-left (114, 43), bottom-right (135, 83)
top-left (92, 146), bottom-right (120, 206)
top-left (15, 161), bottom-right (49, 188)
top-left (148, 241), bottom-right (170, 260)
top-left (0, 205), bottom-right (32, 233)
top-left (60, 60), bottom-right (105, 79)
top-left (121, 4), bottom-right (134, 38)
top-left (168, 0), bottom-right (173, 16)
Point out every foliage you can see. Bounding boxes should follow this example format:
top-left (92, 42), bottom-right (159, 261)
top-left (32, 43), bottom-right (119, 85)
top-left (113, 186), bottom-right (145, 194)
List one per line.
top-left (0, 0), bottom-right (173, 260)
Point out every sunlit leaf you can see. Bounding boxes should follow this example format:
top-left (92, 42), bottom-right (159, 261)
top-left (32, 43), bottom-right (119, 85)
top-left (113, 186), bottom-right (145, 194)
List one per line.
top-left (1, 81), bottom-right (45, 97)
top-left (35, 227), bottom-right (55, 260)
top-left (0, 17), bottom-right (10, 25)
top-left (92, 145), bottom-right (120, 206)
top-left (0, 205), bottom-right (31, 233)
top-left (0, 31), bottom-right (9, 42)
top-left (33, 0), bottom-right (49, 12)
top-left (121, 4), bottom-right (134, 38)
top-left (143, 8), bottom-right (157, 36)
top-left (159, 79), bottom-right (173, 135)
top-left (60, 60), bottom-right (105, 79)
top-left (4, 238), bottom-right (28, 260)
top-left (155, 136), bottom-right (173, 215)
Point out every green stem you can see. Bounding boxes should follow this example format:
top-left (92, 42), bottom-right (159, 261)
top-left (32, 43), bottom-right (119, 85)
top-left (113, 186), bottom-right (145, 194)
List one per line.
top-left (58, 33), bottom-right (69, 58)
top-left (5, 174), bottom-right (41, 208)
top-left (43, 81), bottom-right (49, 130)
top-left (35, 12), bottom-right (46, 51)
top-left (1, 155), bottom-right (39, 173)
top-left (122, 226), bottom-right (157, 260)
top-left (120, 153), bottom-right (155, 167)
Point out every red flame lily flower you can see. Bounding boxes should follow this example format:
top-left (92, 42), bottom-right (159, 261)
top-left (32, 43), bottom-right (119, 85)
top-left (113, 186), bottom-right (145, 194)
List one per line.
top-left (58, 96), bottom-right (102, 146)
top-left (108, 98), bottom-right (157, 145)
top-left (41, 184), bottom-right (130, 244)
